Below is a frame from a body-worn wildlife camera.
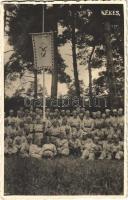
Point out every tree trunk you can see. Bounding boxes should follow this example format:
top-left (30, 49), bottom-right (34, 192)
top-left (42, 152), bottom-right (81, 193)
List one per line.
top-left (4, 10), bottom-right (7, 32)
top-left (71, 8), bottom-right (80, 98)
top-left (51, 31), bottom-right (58, 98)
top-left (104, 21), bottom-right (115, 108)
top-left (88, 46), bottom-right (95, 107)
top-left (51, 17), bottom-right (58, 98)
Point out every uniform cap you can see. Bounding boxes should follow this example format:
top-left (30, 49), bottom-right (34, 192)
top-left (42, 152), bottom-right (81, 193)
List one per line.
top-left (9, 109), bottom-right (14, 113)
top-left (10, 118), bottom-right (16, 123)
top-left (107, 135), bottom-right (112, 140)
top-left (27, 134), bottom-right (33, 140)
top-left (17, 110), bottom-right (21, 114)
top-left (118, 108), bottom-right (123, 112)
top-left (36, 115), bottom-right (41, 120)
top-left (61, 110), bottom-right (65, 115)
top-left (86, 138), bottom-right (93, 143)
top-left (66, 110), bottom-right (70, 113)
top-left (25, 109), bottom-right (29, 112)
top-left (4, 118), bottom-right (8, 123)
top-left (80, 108), bottom-right (85, 112)
top-left (105, 109), bottom-right (110, 113)
top-left (85, 110), bottom-right (90, 114)
top-left (26, 116), bottom-right (32, 121)
top-left (8, 138), bottom-right (13, 145)
top-left (96, 111), bottom-right (101, 117)
top-left (102, 113), bottom-right (106, 118)
top-left (94, 136), bottom-right (100, 141)
top-left (72, 110), bottom-right (77, 114)
top-left (92, 112), bottom-right (96, 116)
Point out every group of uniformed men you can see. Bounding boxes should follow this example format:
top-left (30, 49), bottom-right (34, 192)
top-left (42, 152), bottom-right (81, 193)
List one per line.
top-left (4, 107), bottom-right (124, 160)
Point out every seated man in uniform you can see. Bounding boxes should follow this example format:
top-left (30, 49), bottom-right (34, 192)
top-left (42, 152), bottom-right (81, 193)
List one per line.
top-left (99, 136), bottom-right (113, 160)
top-left (117, 108), bottom-right (124, 140)
top-left (15, 110), bottom-right (23, 128)
top-left (33, 115), bottom-right (44, 146)
top-left (60, 110), bottom-right (66, 118)
top-left (31, 111), bottom-right (37, 122)
top-left (81, 137), bottom-right (97, 160)
top-left (59, 118), bottom-right (69, 139)
top-left (65, 110), bottom-right (72, 125)
top-left (20, 141), bottom-right (30, 158)
top-left (56, 133), bottom-right (69, 157)
top-left (5, 138), bottom-right (17, 155)
top-left (79, 112), bottom-right (85, 129)
top-left (101, 113), bottom-right (106, 128)
top-left (70, 110), bottom-right (80, 128)
top-left (19, 106), bottom-right (24, 117)
top-left (35, 108), bottom-right (40, 116)
top-left (24, 116), bottom-right (34, 135)
top-left (65, 109), bottom-right (71, 118)
top-left (7, 119), bottom-right (18, 139)
top-left (111, 109), bottom-right (118, 129)
top-left (69, 131), bottom-right (81, 157)
top-left (83, 110), bottom-right (93, 136)
top-left (17, 120), bottom-right (26, 136)
top-left (76, 107), bottom-right (81, 115)
top-left (38, 108), bottom-right (43, 118)
top-left (29, 141), bottom-right (42, 159)
top-left (55, 110), bottom-right (63, 127)
top-left (47, 119), bottom-right (60, 144)
top-left (107, 124), bottom-right (115, 140)
top-left (24, 109), bottom-right (30, 119)
top-left (7, 109), bottom-right (16, 126)
top-left (49, 112), bottom-right (54, 124)
top-left (13, 129), bottom-right (27, 153)
top-left (93, 136), bottom-right (102, 159)
top-left (80, 108), bottom-right (85, 115)
top-left (40, 138), bottom-right (57, 159)
top-left (91, 112), bottom-right (98, 137)
top-left (46, 108), bottom-right (50, 119)
top-left (92, 111), bottom-right (104, 138)
top-left (53, 109), bottom-right (59, 121)
top-left (4, 118), bottom-right (9, 138)
top-left (96, 113), bottom-right (107, 140)
top-left (79, 113), bottom-right (89, 139)
top-left (104, 109), bottom-right (112, 128)
top-left (112, 136), bottom-right (123, 160)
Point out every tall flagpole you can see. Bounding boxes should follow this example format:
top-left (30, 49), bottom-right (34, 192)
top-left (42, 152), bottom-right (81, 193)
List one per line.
top-left (42, 5), bottom-right (46, 121)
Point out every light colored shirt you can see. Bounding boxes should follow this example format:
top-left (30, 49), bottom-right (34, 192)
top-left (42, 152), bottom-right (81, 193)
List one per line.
top-left (29, 144), bottom-right (42, 156)
top-left (40, 144), bottom-right (57, 156)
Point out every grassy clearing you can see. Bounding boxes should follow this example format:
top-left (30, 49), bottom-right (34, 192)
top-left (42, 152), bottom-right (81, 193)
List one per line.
top-left (4, 156), bottom-right (124, 195)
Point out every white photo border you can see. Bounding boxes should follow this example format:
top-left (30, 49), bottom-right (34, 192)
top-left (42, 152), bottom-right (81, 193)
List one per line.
top-left (0, 1), bottom-right (127, 199)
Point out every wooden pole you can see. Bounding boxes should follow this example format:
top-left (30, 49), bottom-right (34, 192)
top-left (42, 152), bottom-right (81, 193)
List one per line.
top-left (34, 69), bottom-right (38, 99)
top-left (43, 68), bottom-right (46, 120)
top-left (42, 5), bottom-right (46, 120)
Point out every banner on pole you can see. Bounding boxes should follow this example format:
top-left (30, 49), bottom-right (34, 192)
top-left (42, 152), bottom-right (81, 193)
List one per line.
top-left (32, 32), bottom-right (54, 70)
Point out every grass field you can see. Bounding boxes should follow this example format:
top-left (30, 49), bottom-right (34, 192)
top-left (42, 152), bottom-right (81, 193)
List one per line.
top-left (4, 156), bottom-right (124, 195)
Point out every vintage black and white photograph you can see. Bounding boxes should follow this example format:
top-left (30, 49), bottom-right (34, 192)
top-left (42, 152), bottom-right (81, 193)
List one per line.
top-left (4, 2), bottom-right (125, 196)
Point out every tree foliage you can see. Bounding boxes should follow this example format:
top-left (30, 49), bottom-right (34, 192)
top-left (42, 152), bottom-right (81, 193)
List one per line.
top-left (5, 4), bottom-right (124, 106)
top-left (4, 4), bottom-right (71, 86)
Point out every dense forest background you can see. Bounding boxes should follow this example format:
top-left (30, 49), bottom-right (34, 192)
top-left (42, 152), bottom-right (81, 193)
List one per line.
top-left (4, 4), bottom-right (124, 111)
